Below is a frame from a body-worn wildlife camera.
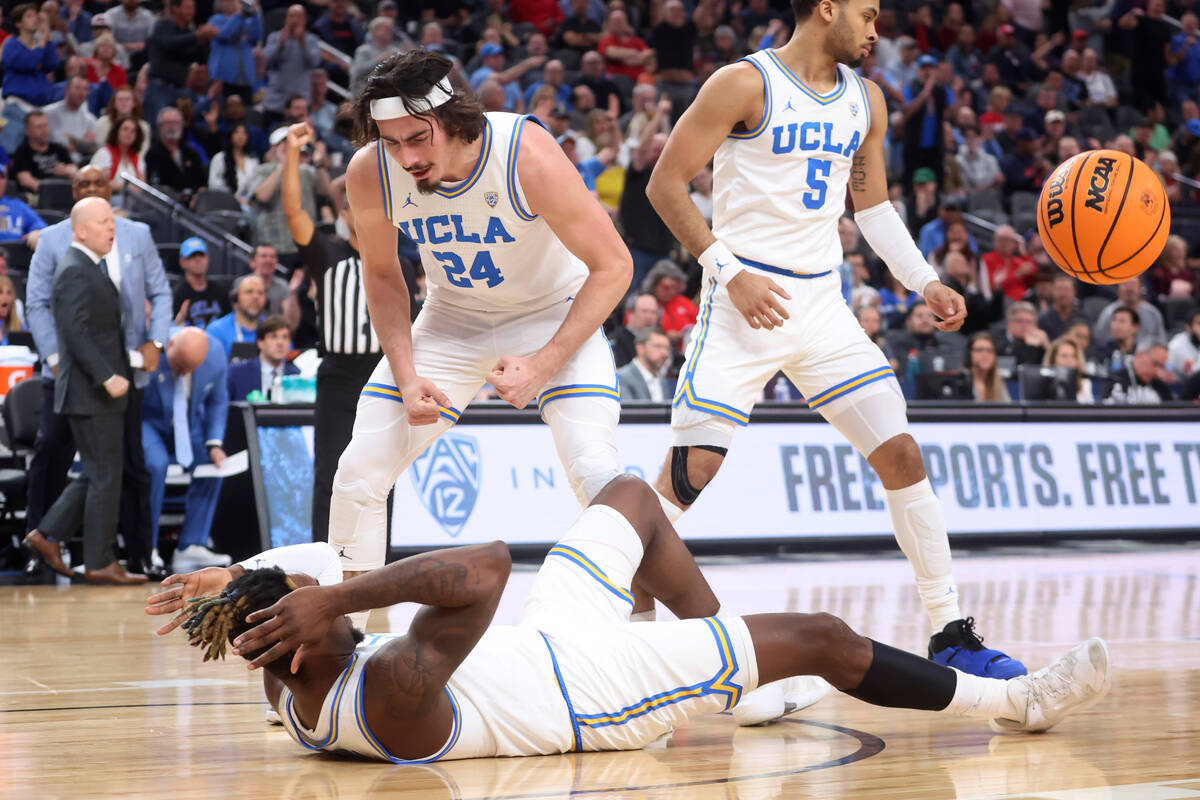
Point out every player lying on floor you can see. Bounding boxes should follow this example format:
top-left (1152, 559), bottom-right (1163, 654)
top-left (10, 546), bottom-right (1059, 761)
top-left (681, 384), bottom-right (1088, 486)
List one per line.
top-left (145, 476), bottom-right (1111, 762)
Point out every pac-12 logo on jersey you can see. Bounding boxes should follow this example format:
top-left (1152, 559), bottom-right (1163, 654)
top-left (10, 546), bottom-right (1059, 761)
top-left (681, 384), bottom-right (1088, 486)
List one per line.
top-left (849, 102), bottom-right (859, 117)
top-left (410, 432), bottom-right (481, 537)
top-left (485, 191), bottom-right (499, 207)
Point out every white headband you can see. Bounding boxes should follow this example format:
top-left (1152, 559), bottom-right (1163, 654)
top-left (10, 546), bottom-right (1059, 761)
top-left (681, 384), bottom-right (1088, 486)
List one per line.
top-left (370, 79), bottom-right (454, 120)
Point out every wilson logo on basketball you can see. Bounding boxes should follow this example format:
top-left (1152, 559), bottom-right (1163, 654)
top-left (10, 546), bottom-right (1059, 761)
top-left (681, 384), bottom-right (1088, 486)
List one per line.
top-left (1045, 168), bottom-right (1068, 227)
top-left (1083, 156), bottom-right (1118, 213)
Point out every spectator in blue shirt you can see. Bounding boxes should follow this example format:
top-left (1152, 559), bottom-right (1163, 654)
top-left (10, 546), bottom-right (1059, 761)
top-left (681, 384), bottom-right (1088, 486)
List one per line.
top-left (524, 59), bottom-right (573, 110)
top-left (207, 0), bottom-right (263, 103)
top-left (1168, 13), bottom-right (1200, 106)
top-left (206, 274), bottom-right (265, 359)
top-left (1, 3), bottom-right (64, 107)
top-left (1000, 127), bottom-right (1045, 195)
top-left (61, 0), bottom-right (92, 45)
top-left (558, 129), bottom-right (612, 190)
top-left (918, 196), bottom-right (977, 259)
top-left (471, 43), bottom-right (544, 112)
top-left (0, 166), bottom-right (46, 248)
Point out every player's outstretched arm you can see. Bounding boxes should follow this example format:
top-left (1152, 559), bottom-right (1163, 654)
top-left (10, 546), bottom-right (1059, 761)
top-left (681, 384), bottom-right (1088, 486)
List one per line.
top-left (346, 146), bottom-right (451, 422)
top-left (489, 120), bottom-right (633, 409)
top-left (647, 63), bottom-right (793, 330)
top-left (849, 79), bottom-right (966, 332)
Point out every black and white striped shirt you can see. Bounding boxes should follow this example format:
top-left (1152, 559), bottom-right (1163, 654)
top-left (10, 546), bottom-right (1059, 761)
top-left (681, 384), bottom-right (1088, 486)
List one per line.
top-left (297, 230), bottom-right (382, 356)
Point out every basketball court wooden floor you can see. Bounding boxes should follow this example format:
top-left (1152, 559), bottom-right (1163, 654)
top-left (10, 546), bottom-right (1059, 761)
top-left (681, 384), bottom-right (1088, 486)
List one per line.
top-left (2, 542), bottom-right (1198, 799)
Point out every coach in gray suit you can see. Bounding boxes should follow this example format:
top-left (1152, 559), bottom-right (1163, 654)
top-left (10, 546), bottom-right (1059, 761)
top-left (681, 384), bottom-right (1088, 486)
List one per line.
top-left (24, 167), bottom-right (172, 575)
top-left (617, 328), bottom-right (675, 403)
top-left (24, 199), bottom-right (147, 584)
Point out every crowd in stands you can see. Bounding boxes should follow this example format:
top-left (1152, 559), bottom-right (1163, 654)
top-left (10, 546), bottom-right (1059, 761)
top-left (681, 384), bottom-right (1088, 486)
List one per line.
top-left (0, 0), bottom-right (1198, 429)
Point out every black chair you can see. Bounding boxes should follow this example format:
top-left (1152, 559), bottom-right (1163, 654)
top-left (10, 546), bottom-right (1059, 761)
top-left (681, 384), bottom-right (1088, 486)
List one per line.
top-left (205, 210), bottom-right (247, 237)
top-left (915, 370), bottom-right (973, 400)
top-left (0, 375), bottom-right (42, 540)
top-left (230, 342), bottom-right (258, 363)
top-left (194, 190), bottom-right (243, 214)
top-left (1018, 365), bottom-right (1078, 401)
top-left (157, 243), bottom-right (182, 274)
top-left (34, 208), bottom-right (66, 226)
top-left (0, 242), bottom-right (32, 272)
top-left (36, 179), bottom-right (75, 213)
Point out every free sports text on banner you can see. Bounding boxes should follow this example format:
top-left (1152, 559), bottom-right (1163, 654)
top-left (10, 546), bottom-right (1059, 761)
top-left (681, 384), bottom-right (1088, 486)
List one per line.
top-left (391, 422), bottom-right (1200, 546)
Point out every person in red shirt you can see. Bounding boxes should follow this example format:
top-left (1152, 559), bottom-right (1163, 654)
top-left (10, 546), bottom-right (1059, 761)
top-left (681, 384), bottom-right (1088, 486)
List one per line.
top-left (980, 225), bottom-right (1036, 301)
top-left (644, 260), bottom-right (697, 346)
top-left (509, 0), bottom-right (564, 40)
top-left (598, 8), bottom-right (649, 81)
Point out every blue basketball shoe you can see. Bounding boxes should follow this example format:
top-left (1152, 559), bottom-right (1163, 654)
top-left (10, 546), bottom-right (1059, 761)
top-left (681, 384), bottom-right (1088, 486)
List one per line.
top-left (928, 617), bottom-right (1027, 679)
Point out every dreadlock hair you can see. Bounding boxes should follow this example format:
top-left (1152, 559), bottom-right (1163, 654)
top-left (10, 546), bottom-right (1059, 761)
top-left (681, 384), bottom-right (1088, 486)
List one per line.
top-left (175, 567), bottom-right (295, 664)
top-left (346, 49), bottom-right (485, 148)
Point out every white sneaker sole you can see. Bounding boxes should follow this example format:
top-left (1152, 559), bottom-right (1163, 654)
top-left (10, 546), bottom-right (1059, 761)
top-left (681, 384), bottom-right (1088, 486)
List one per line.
top-left (732, 676), bottom-right (833, 727)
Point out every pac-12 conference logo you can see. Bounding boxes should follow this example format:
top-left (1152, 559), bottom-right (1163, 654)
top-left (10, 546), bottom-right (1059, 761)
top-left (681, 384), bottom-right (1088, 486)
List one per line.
top-left (410, 433), bottom-right (481, 537)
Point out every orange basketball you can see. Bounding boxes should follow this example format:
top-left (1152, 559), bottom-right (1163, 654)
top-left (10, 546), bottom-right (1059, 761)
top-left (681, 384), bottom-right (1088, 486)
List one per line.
top-left (1036, 149), bottom-right (1171, 285)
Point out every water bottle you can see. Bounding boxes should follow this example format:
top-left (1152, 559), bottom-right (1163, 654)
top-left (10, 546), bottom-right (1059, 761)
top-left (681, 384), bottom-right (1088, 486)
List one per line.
top-left (773, 376), bottom-right (791, 401)
top-left (271, 374), bottom-right (284, 404)
top-left (932, 354), bottom-right (945, 372)
top-left (906, 350), bottom-right (920, 381)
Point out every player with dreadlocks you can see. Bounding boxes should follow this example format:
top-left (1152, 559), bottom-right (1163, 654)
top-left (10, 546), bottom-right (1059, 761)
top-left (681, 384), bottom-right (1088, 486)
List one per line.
top-left (149, 476), bottom-right (1110, 762)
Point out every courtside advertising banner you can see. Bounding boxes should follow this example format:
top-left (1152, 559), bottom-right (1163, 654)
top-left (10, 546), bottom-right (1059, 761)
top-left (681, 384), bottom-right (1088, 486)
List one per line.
top-left (391, 421), bottom-right (1200, 547)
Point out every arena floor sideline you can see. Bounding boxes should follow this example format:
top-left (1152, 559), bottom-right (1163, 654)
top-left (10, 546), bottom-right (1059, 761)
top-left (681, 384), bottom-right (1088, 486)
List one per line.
top-left (2, 542), bottom-right (1197, 799)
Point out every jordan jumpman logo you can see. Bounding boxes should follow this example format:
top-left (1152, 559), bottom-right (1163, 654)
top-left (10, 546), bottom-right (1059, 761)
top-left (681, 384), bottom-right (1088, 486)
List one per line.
top-left (402, 194), bottom-right (417, 208)
top-left (337, 546), bottom-right (349, 559)
top-left (783, 97), bottom-right (796, 112)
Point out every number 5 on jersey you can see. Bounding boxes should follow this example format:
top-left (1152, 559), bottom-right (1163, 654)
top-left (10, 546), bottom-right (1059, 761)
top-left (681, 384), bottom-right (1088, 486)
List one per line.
top-left (804, 158), bottom-right (832, 210)
top-left (432, 250), bottom-right (505, 288)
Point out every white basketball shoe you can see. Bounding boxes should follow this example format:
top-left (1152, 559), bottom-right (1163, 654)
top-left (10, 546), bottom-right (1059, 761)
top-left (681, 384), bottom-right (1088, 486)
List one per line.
top-left (732, 676), bottom-right (833, 726)
top-left (989, 638), bottom-right (1111, 734)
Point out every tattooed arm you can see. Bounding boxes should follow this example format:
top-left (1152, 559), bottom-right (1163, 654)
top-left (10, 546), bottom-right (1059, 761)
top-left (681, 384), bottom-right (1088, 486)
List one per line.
top-left (234, 542), bottom-right (512, 676)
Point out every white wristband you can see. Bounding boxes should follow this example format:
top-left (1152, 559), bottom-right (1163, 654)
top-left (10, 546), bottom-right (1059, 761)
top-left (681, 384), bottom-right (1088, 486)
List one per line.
top-left (854, 200), bottom-right (940, 295)
top-left (697, 240), bottom-right (746, 289)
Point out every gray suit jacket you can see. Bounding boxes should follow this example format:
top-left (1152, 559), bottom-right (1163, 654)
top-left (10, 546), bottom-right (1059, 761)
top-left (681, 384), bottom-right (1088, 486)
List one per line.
top-left (617, 361), bottom-right (674, 402)
top-left (27, 216), bottom-right (171, 389)
top-left (51, 247), bottom-right (130, 416)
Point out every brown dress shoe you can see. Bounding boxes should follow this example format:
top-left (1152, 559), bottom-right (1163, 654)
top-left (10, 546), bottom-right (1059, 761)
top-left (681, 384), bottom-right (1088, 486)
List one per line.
top-left (22, 531), bottom-right (74, 578)
top-left (84, 562), bottom-right (148, 585)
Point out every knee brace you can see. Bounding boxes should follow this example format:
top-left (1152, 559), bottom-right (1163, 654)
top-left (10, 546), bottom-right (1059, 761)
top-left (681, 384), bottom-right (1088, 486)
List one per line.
top-left (669, 445), bottom-right (727, 506)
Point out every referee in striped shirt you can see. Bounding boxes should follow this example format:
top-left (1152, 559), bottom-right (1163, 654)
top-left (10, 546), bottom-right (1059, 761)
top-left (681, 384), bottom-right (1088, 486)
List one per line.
top-left (281, 122), bottom-right (418, 542)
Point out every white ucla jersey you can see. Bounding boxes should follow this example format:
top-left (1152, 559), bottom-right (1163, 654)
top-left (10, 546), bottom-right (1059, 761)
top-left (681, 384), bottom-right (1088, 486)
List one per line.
top-left (712, 50), bottom-right (872, 274)
top-left (275, 628), bottom-right (575, 762)
top-left (376, 111), bottom-right (588, 312)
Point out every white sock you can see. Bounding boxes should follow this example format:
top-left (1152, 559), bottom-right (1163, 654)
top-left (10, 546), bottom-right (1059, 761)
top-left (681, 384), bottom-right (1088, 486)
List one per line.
top-left (885, 478), bottom-right (962, 631)
top-left (942, 669), bottom-right (1017, 719)
top-left (630, 609), bottom-right (657, 622)
top-left (655, 489), bottom-right (685, 524)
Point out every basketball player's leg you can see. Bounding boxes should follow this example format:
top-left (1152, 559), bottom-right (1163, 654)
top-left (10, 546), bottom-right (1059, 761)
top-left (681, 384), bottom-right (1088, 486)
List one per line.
top-left (521, 475), bottom-right (718, 632)
top-left (742, 612), bottom-right (1110, 733)
top-left (536, 328), bottom-right (623, 506)
top-left (329, 309), bottom-right (489, 580)
top-left (788, 303), bottom-right (1025, 678)
top-left (589, 475), bottom-right (719, 620)
top-left (655, 276), bottom-right (781, 524)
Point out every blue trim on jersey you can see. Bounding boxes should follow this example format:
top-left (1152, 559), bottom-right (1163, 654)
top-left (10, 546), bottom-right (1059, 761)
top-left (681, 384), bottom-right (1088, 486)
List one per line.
top-left (806, 366), bottom-right (896, 410)
top-left (851, 69), bottom-right (872, 132)
top-left (376, 141), bottom-right (394, 222)
top-left (537, 335), bottom-right (620, 411)
top-left (736, 255), bottom-right (834, 280)
top-left (728, 57), bottom-right (772, 139)
top-left (574, 617), bottom-right (743, 729)
top-left (360, 382), bottom-right (462, 423)
top-left (506, 115), bottom-right (537, 221)
top-left (435, 117), bottom-right (492, 198)
top-left (355, 680), bottom-right (463, 763)
top-left (540, 632), bottom-right (583, 752)
top-left (764, 49), bottom-right (846, 104)
top-left (672, 278), bottom-right (751, 425)
top-left (284, 652), bottom-right (358, 750)
top-left (547, 544), bottom-right (634, 605)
